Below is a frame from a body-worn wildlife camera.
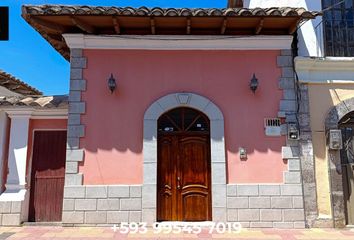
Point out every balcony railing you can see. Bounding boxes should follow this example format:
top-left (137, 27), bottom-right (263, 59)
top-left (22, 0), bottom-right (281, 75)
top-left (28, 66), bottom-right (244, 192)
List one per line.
top-left (317, 19), bottom-right (354, 57)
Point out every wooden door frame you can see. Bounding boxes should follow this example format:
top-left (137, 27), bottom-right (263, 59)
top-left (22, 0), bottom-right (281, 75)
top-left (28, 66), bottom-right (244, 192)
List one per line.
top-left (27, 129), bottom-right (67, 222)
top-left (142, 93), bottom-right (227, 223)
top-left (157, 110), bottom-right (212, 221)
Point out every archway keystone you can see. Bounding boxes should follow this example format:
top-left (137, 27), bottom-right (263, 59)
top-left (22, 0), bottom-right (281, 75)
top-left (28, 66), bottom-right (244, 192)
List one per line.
top-left (142, 93), bottom-right (226, 223)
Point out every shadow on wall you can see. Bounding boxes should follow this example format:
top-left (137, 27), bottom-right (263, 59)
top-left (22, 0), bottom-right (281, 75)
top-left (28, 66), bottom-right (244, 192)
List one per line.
top-left (309, 86), bottom-right (354, 161)
top-left (325, 96), bottom-right (354, 171)
top-left (80, 90), bottom-right (284, 156)
top-left (79, 50), bottom-right (285, 156)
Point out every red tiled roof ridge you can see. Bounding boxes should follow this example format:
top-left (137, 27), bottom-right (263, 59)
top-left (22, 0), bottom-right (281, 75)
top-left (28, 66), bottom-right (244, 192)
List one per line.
top-left (22, 5), bottom-right (322, 18)
top-left (21, 5), bottom-right (322, 60)
top-left (0, 70), bottom-right (42, 96)
top-left (0, 95), bottom-right (68, 108)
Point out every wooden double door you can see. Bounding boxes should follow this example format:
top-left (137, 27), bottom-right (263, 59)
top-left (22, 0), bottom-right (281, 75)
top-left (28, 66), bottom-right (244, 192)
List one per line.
top-left (29, 131), bottom-right (67, 222)
top-left (157, 107), bottom-right (212, 221)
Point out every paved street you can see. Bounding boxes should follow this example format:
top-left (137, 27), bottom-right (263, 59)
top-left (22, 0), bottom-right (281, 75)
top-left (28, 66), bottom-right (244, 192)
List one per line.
top-left (0, 227), bottom-right (354, 239)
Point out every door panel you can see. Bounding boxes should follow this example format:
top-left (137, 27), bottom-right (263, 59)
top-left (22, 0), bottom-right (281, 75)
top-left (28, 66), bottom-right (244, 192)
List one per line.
top-left (182, 193), bottom-right (209, 221)
top-left (157, 136), bottom-right (175, 221)
top-left (29, 131), bottom-right (67, 222)
top-left (157, 134), bottom-right (211, 221)
top-left (157, 107), bottom-right (211, 222)
top-left (178, 136), bottom-right (211, 221)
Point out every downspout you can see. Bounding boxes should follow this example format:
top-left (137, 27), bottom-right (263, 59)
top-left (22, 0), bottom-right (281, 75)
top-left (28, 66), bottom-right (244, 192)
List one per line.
top-left (291, 30), bottom-right (309, 228)
top-left (292, 30), bottom-right (317, 228)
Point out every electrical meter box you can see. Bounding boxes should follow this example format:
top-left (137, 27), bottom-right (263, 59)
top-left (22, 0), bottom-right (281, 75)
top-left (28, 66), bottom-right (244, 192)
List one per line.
top-left (288, 123), bottom-right (299, 140)
top-left (328, 129), bottom-right (343, 150)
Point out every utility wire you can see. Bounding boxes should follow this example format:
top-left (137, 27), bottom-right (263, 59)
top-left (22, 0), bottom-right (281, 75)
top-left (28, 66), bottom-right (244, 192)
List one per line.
top-left (296, 0), bottom-right (346, 33)
top-left (322, 0), bottom-right (346, 12)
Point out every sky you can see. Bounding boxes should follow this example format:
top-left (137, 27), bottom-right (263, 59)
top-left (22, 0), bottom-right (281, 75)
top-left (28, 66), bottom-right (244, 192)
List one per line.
top-left (0, 0), bottom-right (226, 95)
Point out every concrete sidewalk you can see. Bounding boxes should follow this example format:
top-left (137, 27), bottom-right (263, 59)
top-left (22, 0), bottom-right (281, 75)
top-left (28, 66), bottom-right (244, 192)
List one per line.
top-left (0, 227), bottom-right (354, 239)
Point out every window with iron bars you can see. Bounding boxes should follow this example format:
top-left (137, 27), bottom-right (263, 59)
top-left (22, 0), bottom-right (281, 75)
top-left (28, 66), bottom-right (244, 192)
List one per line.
top-left (322, 0), bottom-right (354, 56)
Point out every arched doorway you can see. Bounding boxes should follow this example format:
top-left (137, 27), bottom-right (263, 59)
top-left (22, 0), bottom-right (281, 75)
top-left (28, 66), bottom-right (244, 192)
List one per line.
top-left (157, 107), bottom-right (212, 221)
top-left (325, 97), bottom-right (354, 227)
top-left (142, 92), bottom-right (226, 223)
top-left (339, 112), bottom-right (354, 225)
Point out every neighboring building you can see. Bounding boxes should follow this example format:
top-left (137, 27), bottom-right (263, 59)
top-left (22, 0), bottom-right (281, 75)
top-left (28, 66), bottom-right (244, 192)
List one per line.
top-left (0, 70), bottom-right (43, 193)
top-left (250, 0), bottom-right (354, 228)
top-left (17, 3), bottom-right (320, 228)
top-left (0, 70), bottom-right (68, 225)
top-left (290, 0), bottom-right (354, 228)
top-left (237, 0), bottom-right (354, 230)
top-left (0, 70), bottom-right (42, 96)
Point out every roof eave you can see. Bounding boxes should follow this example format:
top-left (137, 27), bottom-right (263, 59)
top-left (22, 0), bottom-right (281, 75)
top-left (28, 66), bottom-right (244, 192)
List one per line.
top-left (21, 5), bottom-right (322, 61)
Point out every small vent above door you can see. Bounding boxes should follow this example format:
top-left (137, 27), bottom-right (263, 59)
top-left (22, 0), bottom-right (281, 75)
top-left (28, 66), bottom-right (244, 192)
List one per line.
top-left (264, 118), bottom-right (281, 136)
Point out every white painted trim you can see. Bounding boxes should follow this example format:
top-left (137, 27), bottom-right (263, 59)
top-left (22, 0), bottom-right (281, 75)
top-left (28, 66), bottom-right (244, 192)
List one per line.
top-left (5, 114), bottom-right (31, 190)
top-left (0, 111), bottom-right (8, 192)
top-left (2, 108), bottom-right (68, 119)
top-left (295, 57), bottom-right (354, 71)
top-left (297, 80), bottom-right (354, 84)
top-left (295, 57), bottom-right (354, 84)
top-left (63, 34), bottom-right (293, 50)
top-left (6, 110), bottom-right (33, 119)
top-left (0, 189), bottom-right (27, 201)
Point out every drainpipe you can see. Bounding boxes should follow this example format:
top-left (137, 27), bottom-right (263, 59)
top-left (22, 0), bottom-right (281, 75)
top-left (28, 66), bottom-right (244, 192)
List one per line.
top-left (291, 31), bottom-right (312, 228)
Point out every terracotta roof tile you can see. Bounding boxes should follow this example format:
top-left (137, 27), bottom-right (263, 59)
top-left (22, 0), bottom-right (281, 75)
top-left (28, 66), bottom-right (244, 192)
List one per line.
top-left (0, 95), bottom-right (68, 108)
top-left (21, 5), bottom-right (322, 60)
top-left (23, 5), bottom-right (321, 18)
top-left (0, 70), bottom-right (42, 96)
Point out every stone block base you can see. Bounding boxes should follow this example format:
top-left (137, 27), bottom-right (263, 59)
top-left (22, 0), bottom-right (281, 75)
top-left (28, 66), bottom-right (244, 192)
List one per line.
top-left (63, 185), bottom-right (142, 225)
top-left (227, 184), bottom-right (306, 229)
top-left (0, 201), bottom-right (25, 226)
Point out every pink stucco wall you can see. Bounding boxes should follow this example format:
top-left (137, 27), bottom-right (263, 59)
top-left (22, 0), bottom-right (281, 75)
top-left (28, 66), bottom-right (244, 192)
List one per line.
top-left (80, 50), bottom-right (287, 184)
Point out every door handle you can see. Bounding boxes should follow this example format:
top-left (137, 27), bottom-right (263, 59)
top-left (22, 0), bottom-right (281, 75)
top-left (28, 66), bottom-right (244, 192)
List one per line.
top-left (177, 177), bottom-right (181, 190)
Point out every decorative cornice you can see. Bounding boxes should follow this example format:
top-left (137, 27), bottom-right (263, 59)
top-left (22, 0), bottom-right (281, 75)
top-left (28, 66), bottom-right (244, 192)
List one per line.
top-left (3, 108), bottom-right (68, 119)
top-left (295, 57), bottom-right (354, 84)
top-left (6, 109), bottom-right (33, 119)
top-left (63, 34), bottom-right (293, 50)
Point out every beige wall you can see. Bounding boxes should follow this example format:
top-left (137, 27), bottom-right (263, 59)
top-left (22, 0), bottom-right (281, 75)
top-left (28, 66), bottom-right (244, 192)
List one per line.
top-left (308, 84), bottom-right (354, 218)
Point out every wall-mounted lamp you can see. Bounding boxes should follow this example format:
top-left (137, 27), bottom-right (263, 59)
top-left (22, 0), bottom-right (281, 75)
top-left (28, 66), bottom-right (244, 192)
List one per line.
top-left (249, 73), bottom-right (259, 94)
top-left (108, 74), bottom-right (116, 94)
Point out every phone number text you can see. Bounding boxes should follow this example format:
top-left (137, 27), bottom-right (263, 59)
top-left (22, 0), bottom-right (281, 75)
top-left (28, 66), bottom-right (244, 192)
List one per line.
top-left (111, 222), bottom-right (242, 234)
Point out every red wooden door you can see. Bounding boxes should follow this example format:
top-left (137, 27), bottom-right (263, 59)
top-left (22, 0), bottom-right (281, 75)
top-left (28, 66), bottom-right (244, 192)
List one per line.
top-left (157, 108), bottom-right (211, 221)
top-left (29, 131), bottom-right (67, 222)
